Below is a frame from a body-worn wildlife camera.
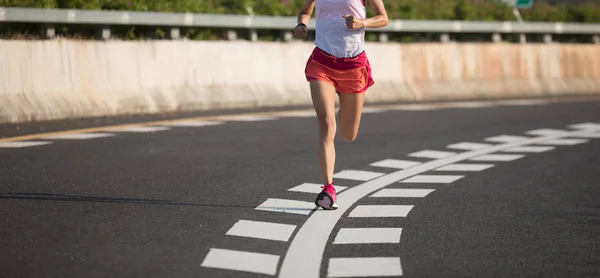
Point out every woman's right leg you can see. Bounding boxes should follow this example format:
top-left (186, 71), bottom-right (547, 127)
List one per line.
top-left (310, 80), bottom-right (338, 186)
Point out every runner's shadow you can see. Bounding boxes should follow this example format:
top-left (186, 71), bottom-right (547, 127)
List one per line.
top-left (0, 192), bottom-right (254, 208)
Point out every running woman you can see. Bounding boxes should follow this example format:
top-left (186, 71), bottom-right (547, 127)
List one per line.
top-left (294, 0), bottom-right (388, 210)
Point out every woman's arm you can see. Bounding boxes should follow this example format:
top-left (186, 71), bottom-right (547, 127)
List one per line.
top-left (295, 0), bottom-right (315, 39)
top-left (344, 0), bottom-right (389, 30)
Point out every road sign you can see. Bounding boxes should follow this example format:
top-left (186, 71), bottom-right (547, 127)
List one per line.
top-left (500, 0), bottom-right (533, 9)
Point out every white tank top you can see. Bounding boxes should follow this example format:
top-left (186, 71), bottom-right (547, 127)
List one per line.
top-left (314, 0), bottom-right (366, 58)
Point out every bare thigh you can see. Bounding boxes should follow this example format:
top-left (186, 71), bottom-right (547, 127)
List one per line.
top-left (338, 92), bottom-right (366, 142)
top-left (310, 81), bottom-right (338, 132)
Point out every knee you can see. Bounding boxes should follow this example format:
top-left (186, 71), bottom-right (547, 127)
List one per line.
top-left (318, 115), bottom-right (336, 141)
top-left (341, 131), bottom-right (357, 143)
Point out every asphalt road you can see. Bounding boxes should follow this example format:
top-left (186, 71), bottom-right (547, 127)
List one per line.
top-left (1, 98), bottom-right (599, 278)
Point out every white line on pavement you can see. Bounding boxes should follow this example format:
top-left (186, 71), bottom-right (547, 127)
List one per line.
top-left (201, 248), bottom-right (280, 275)
top-left (469, 154), bottom-right (525, 162)
top-left (333, 228), bottom-right (403, 244)
top-left (0, 141), bottom-right (52, 148)
top-left (369, 159), bottom-right (421, 169)
top-left (525, 128), bottom-right (568, 136)
top-left (255, 198), bottom-right (315, 215)
top-left (288, 183), bottom-right (348, 194)
top-left (333, 170), bottom-right (385, 181)
top-left (226, 220), bottom-right (296, 242)
top-left (485, 135), bottom-right (531, 143)
top-left (400, 175), bottom-right (464, 184)
top-left (502, 146), bottom-right (555, 153)
top-left (327, 257), bottom-right (403, 277)
top-left (371, 188), bottom-right (435, 198)
top-left (447, 142), bottom-right (493, 151)
top-left (409, 150), bottom-right (457, 159)
top-left (434, 163), bottom-right (495, 172)
top-left (536, 138), bottom-right (589, 146)
top-left (348, 205), bottom-right (414, 218)
top-left (42, 133), bottom-right (115, 140)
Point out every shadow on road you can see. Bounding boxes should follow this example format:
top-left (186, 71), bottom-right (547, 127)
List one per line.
top-left (0, 192), bottom-right (255, 208)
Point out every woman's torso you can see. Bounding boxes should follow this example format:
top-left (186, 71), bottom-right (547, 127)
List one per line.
top-left (314, 0), bottom-right (366, 58)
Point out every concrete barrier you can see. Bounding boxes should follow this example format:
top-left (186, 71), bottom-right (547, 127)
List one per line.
top-left (1, 40), bottom-right (599, 123)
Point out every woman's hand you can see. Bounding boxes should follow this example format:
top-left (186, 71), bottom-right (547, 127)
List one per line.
top-left (343, 15), bottom-right (365, 30)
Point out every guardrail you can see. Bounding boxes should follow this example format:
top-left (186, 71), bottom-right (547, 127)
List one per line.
top-left (1, 7), bottom-right (599, 43)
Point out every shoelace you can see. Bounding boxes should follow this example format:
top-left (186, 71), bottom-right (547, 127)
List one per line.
top-left (321, 182), bottom-right (335, 189)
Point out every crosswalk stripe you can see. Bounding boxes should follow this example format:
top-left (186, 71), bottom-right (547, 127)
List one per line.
top-left (333, 228), bottom-right (403, 244)
top-left (288, 183), bottom-right (348, 194)
top-left (369, 159), bottom-right (421, 169)
top-left (42, 133), bottom-right (115, 140)
top-left (333, 170), bottom-right (385, 181)
top-left (167, 120), bottom-right (224, 127)
top-left (409, 150), bottom-right (456, 159)
top-left (568, 122), bottom-right (600, 130)
top-left (503, 146), bottom-right (555, 153)
top-left (106, 126), bottom-right (170, 132)
top-left (447, 142), bottom-right (493, 151)
top-left (371, 188), bottom-right (435, 198)
top-left (349, 205), bottom-right (414, 218)
top-left (201, 248), bottom-right (279, 275)
top-left (525, 128), bottom-right (568, 136)
top-left (435, 163), bottom-right (494, 172)
top-left (485, 135), bottom-right (530, 143)
top-left (0, 141), bottom-right (52, 148)
top-left (400, 175), bottom-right (464, 184)
top-left (469, 154), bottom-right (525, 162)
top-left (536, 138), bottom-right (589, 146)
top-left (327, 257), bottom-right (403, 277)
top-left (225, 220), bottom-right (296, 242)
top-left (255, 198), bottom-right (315, 215)
top-left (573, 133), bottom-right (600, 139)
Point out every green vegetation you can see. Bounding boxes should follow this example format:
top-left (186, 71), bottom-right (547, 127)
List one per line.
top-left (1, 0), bottom-right (599, 40)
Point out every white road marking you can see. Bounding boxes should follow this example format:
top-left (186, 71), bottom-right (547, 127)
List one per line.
top-left (371, 188), bottom-right (435, 198)
top-left (333, 170), bottom-right (385, 181)
top-left (288, 183), bottom-right (348, 194)
top-left (435, 163), bottom-right (494, 172)
top-left (348, 205), bottom-right (414, 218)
top-left (469, 154), bottom-right (525, 162)
top-left (485, 135), bottom-right (531, 143)
top-left (167, 120), bottom-right (224, 127)
top-left (536, 138), bottom-right (589, 146)
top-left (41, 133), bottom-right (115, 140)
top-left (274, 111), bottom-right (316, 117)
top-left (573, 133), bottom-right (600, 138)
top-left (255, 198), bottom-right (315, 215)
top-left (107, 126), bottom-right (171, 132)
top-left (447, 142), bottom-right (493, 151)
top-left (369, 159), bottom-right (421, 169)
top-left (525, 128), bottom-right (568, 136)
top-left (503, 146), bottom-right (555, 153)
top-left (327, 257), bottom-right (403, 277)
top-left (222, 115), bottom-right (278, 122)
top-left (333, 228), bottom-right (403, 244)
top-left (400, 174), bottom-right (464, 184)
top-left (361, 107), bottom-right (387, 113)
top-left (568, 122), bottom-right (600, 130)
top-left (226, 220), bottom-right (296, 242)
top-left (0, 141), bottom-right (52, 148)
top-left (409, 150), bottom-right (456, 159)
top-left (278, 124), bottom-right (595, 278)
top-left (201, 248), bottom-right (279, 275)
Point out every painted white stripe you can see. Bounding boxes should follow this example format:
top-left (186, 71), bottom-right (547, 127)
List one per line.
top-left (0, 141), bottom-right (52, 148)
top-left (223, 115), bottom-right (278, 122)
top-left (275, 111), bottom-right (316, 117)
top-left (485, 135), bottom-right (531, 143)
top-left (469, 154), bottom-right (525, 161)
top-left (573, 133), bottom-right (600, 139)
top-left (278, 125), bottom-right (595, 278)
top-left (255, 198), bottom-right (315, 215)
top-left (42, 133), bottom-right (115, 140)
top-left (288, 183), bottom-right (348, 194)
top-left (503, 146), bottom-right (555, 153)
top-left (409, 150), bottom-right (456, 159)
top-left (525, 128), bottom-right (568, 136)
top-left (361, 107), bottom-right (387, 113)
top-left (369, 159), bottom-right (421, 169)
top-left (226, 220), bottom-right (296, 242)
top-left (371, 188), bottom-right (434, 198)
top-left (107, 126), bottom-right (170, 132)
top-left (536, 138), bottom-right (589, 146)
top-left (400, 175), bottom-right (464, 184)
top-left (201, 248), bottom-right (279, 275)
top-left (568, 122), bottom-right (600, 130)
top-left (333, 228), bottom-right (403, 244)
top-left (333, 170), bottom-right (385, 181)
top-left (167, 120), bottom-right (224, 127)
top-left (349, 205), bottom-right (414, 218)
top-left (447, 142), bottom-right (493, 151)
top-left (435, 163), bottom-right (494, 172)
top-left (327, 257), bottom-right (403, 277)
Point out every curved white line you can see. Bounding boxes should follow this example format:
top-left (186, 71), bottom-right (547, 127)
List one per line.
top-left (278, 127), bottom-right (597, 278)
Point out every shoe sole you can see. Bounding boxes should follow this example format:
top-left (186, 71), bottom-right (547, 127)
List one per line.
top-left (315, 192), bottom-right (338, 210)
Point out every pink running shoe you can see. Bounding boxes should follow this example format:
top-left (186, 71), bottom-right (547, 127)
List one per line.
top-left (315, 183), bottom-right (338, 210)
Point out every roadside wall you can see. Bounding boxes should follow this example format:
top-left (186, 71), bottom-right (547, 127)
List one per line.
top-left (1, 40), bottom-right (599, 123)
